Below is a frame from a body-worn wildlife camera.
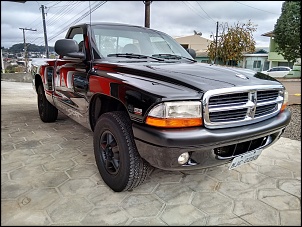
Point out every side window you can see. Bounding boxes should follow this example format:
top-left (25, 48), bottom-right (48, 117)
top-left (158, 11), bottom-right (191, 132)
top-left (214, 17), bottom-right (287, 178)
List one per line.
top-left (67, 27), bottom-right (84, 52)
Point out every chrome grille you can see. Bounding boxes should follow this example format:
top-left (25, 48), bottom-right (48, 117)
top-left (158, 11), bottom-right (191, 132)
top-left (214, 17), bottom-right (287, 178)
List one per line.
top-left (255, 104), bottom-right (278, 117)
top-left (257, 90), bottom-right (279, 102)
top-left (209, 92), bottom-right (248, 106)
top-left (209, 108), bottom-right (247, 122)
top-left (202, 85), bottom-right (284, 129)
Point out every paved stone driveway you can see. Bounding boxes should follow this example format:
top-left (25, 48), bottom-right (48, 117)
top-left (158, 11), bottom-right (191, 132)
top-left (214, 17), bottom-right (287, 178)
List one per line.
top-left (1, 81), bottom-right (301, 226)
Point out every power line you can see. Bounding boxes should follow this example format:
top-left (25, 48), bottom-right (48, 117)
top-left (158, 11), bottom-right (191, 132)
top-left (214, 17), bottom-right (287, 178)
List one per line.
top-left (26, 1), bottom-right (84, 45)
top-left (234, 1), bottom-right (280, 15)
top-left (46, 1), bottom-right (102, 42)
top-left (181, 1), bottom-right (207, 20)
top-left (37, 1), bottom-right (107, 45)
top-left (196, 1), bottom-right (215, 23)
top-left (47, 1), bottom-right (62, 8)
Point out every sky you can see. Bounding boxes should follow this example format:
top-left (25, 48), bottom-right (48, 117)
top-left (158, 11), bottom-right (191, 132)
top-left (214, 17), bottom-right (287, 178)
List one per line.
top-left (1, 1), bottom-right (285, 49)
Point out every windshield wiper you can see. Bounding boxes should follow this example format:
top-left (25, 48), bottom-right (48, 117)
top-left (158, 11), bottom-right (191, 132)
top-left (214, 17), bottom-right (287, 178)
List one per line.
top-left (152, 54), bottom-right (197, 62)
top-left (107, 53), bottom-right (165, 61)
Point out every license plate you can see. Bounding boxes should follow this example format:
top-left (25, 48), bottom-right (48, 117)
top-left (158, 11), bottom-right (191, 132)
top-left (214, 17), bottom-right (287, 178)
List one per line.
top-left (229, 149), bottom-right (262, 170)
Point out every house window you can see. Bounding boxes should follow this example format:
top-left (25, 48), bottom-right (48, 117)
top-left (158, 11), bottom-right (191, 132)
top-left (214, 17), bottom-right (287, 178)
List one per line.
top-left (253, 60), bottom-right (261, 68)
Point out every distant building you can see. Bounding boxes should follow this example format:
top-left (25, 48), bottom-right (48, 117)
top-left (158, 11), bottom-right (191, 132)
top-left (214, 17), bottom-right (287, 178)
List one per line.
top-left (238, 48), bottom-right (269, 72)
top-left (174, 34), bottom-right (211, 63)
top-left (261, 31), bottom-right (296, 69)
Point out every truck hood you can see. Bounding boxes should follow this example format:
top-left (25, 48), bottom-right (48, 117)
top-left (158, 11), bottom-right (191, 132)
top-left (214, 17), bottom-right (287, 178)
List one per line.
top-left (111, 61), bottom-right (281, 92)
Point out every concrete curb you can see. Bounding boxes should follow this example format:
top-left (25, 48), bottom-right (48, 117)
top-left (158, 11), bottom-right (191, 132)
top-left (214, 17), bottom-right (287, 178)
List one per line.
top-left (1, 73), bottom-right (32, 83)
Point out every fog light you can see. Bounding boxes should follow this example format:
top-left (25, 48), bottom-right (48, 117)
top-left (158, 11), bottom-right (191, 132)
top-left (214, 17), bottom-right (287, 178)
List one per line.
top-left (178, 152), bottom-right (190, 164)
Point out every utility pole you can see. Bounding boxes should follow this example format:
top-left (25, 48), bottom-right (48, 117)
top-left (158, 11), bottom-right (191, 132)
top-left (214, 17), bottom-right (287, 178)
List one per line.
top-left (214, 21), bottom-right (219, 64)
top-left (143, 1), bottom-right (152, 28)
top-left (19, 27), bottom-right (36, 72)
top-left (1, 49), bottom-right (5, 73)
top-left (40, 5), bottom-right (49, 58)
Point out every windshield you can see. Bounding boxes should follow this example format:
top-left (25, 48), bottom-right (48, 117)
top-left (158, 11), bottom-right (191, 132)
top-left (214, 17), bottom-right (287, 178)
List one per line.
top-left (90, 24), bottom-right (193, 60)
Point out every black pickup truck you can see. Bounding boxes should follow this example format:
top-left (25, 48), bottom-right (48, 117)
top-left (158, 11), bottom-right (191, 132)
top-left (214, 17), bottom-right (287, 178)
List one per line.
top-left (31, 22), bottom-right (291, 192)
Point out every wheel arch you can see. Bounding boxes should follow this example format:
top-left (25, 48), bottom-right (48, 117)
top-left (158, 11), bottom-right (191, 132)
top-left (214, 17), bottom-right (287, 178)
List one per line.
top-left (89, 93), bottom-right (129, 131)
top-left (34, 74), bottom-right (43, 93)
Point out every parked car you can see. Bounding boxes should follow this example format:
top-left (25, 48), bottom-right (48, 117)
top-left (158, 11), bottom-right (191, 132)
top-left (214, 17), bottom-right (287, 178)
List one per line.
top-left (261, 66), bottom-right (291, 78)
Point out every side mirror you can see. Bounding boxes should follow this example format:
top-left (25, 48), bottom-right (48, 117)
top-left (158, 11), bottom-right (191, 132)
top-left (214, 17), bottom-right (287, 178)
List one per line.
top-left (55, 39), bottom-right (85, 59)
top-left (187, 48), bottom-right (196, 59)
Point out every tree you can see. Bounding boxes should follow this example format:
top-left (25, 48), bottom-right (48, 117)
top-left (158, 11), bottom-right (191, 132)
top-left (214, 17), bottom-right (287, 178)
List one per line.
top-left (274, 1), bottom-right (301, 63)
top-left (8, 43), bottom-right (54, 54)
top-left (207, 20), bottom-right (257, 65)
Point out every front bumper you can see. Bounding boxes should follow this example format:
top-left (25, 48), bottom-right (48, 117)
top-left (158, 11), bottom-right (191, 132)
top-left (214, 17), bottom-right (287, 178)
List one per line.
top-left (133, 109), bottom-right (291, 170)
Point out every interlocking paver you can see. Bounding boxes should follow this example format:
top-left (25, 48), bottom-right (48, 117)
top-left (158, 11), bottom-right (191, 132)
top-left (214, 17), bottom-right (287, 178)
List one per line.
top-left (1, 181), bottom-right (32, 199)
top-left (206, 165), bottom-right (240, 182)
top-left (218, 181), bottom-right (256, 200)
top-left (128, 217), bottom-right (168, 226)
top-left (121, 194), bottom-right (164, 218)
top-left (31, 143), bottom-right (62, 154)
top-left (10, 165), bottom-right (45, 181)
top-left (274, 159), bottom-right (301, 174)
top-left (1, 160), bottom-right (24, 172)
top-left (258, 165), bottom-right (294, 178)
top-left (65, 164), bottom-right (97, 179)
top-left (17, 188), bottom-right (60, 210)
top-left (58, 140), bottom-right (86, 150)
top-left (14, 140), bottom-right (44, 149)
top-left (2, 206), bottom-right (51, 225)
top-left (1, 142), bottom-right (15, 152)
top-left (160, 204), bottom-right (206, 225)
top-left (72, 153), bottom-right (97, 165)
top-left (233, 199), bottom-right (279, 225)
top-left (87, 186), bottom-right (129, 206)
top-left (52, 148), bottom-right (81, 160)
top-left (1, 81), bottom-right (301, 226)
top-left (81, 206), bottom-right (129, 225)
top-left (24, 153), bottom-right (55, 166)
top-left (232, 162), bottom-right (258, 172)
top-left (279, 210), bottom-right (301, 226)
top-left (278, 179), bottom-right (301, 197)
top-left (240, 172), bottom-right (272, 186)
top-left (58, 179), bottom-right (96, 197)
top-left (150, 169), bottom-right (183, 183)
top-left (261, 146), bottom-right (290, 160)
top-left (154, 184), bottom-right (193, 205)
top-left (2, 148), bottom-right (35, 162)
top-left (205, 213), bottom-right (250, 226)
top-left (46, 197), bottom-right (93, 223)
top-left (43, 159), bottom-right (76, 172)
top-left (258, 188), bottom-right (300, 210)
top-left (192, 191), bottom-right (233, 214)
top-left (3, 135), bottom-right (26, 144)
top-left (39, 136), bottom-right (68, 146)
top-left (182, 174), bottom-right (219, 192)
top-left (30, 171), bottom-right (70, 188)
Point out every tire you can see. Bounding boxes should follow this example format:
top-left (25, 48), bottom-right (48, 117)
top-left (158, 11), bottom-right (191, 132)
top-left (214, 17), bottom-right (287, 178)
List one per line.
top-left (93, 111), bottom-right (152, 192)
top-left (37, 84), bottom-right (58, 122)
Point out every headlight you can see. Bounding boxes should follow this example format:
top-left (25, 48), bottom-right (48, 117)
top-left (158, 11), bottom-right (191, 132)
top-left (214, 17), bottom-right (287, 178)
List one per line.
top-left (145, 101), bottom-right (202, 128)
top-left (280, 89), bottom-right (288, 112)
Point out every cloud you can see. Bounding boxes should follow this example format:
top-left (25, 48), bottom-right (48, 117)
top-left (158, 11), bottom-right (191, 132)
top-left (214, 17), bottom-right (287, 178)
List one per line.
top-left (1, 1), bottom-right (284, 48)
